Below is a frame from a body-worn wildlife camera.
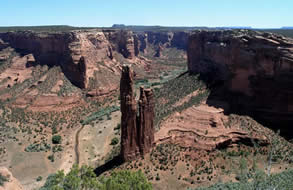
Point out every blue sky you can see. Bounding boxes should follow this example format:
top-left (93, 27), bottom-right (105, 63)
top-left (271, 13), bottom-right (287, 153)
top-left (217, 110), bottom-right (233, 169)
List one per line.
top-left (1, 0), bottom-right (292, 28)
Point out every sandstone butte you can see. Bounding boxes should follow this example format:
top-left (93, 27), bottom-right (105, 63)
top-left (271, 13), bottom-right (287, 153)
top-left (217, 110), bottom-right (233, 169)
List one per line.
top-left (120, 65), bottom-right (155, 161)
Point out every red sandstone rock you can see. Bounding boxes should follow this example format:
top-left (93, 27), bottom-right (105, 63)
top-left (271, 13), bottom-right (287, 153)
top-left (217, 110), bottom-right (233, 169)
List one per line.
top-left (0, 30), bottom-right (137, 90)
top-left (138, 87), bottom-right (155, 155)
top-left (187, 30), bottom-right (293, 134)
top-left (0, 30), bottom-right (189, 93)
top-left (155, 43), bottom-right (163, 57)
top-left (120, 65), bottom-right (140, 161)
top-left (120, 65), bottom-right (155, 161)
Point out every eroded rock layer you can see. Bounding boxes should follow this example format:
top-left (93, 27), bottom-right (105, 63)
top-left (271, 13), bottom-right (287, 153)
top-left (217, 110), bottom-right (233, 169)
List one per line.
top-left (0, 30), bottom-right (137, 90)
top-left (187, 30), bottom-right (293, 135)
top-left (120, 65), bottom-right (155, 161)
top-left (0, 29), bottom-right (189, 92)
top-left (135, 31), bottom-right (190, 55)
top-left (120, 65), bottom-right (139, 161)
top-left (138, 87), bottom-right (155, 155)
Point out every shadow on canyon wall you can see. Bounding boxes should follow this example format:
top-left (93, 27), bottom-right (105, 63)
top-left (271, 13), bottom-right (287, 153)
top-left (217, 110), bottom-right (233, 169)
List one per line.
top-left (199, 72), bottom-right (293, 140)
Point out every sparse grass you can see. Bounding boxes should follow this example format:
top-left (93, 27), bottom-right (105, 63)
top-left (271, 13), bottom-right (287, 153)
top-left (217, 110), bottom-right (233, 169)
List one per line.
top-left (154, 73), bottom-right (209, 127)
top-left (81, 105), bottom-right (119, 125)
top-left (25, 142), bottom-right (51, 152)
top-left (194, 169), bottom-right (293, 190)
top-left (57, 73), bottom-right (80, 96)
top-left (36, 66), bottom-right (61, 94)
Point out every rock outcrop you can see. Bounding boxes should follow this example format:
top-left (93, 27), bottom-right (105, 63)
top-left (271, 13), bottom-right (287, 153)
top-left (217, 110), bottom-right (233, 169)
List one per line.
top-left (0, 29), bottom-right (190, 105)
top-left (156, 103), bottom-right (270, 150)
top-left (120, 65), bottom-right (155, 161)
top-left (187, 30), bottom-right (293, 136)
top-left (135, 31), bottom-right (190, 54)
top-left (104, 30), bottom-right (136, 59)
top-left (138, 87), bottom-right (155, 155)
top-left (120, 65), bottom-right (140, 160)
top-left (0, 30), bottom-right (138, 90)
top-left (0, 39), bottom-right (8, 50)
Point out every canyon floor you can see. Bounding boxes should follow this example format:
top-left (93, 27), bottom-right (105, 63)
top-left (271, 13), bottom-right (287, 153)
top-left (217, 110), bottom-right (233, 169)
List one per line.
top-left (105, 73), bottom-right (293, 190)
top-left (0, 38), bottom-right (189, 189)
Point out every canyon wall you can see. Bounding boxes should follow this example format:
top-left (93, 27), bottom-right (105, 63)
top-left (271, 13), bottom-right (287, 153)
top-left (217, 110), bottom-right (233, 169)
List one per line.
top-left (120, 65), bottom-right (155, 161)
top-left (0, 29), bottom-right (189, 92)
top-left (135, 31), bottom-right (189, 56)
top-left (0, 30), bottom-right (137, 90)
top-left (187, 30), bottom-right (293, 135)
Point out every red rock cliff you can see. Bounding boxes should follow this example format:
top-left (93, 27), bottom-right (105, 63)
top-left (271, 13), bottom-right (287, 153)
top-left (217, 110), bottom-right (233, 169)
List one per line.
top-left (187, 30), bottom-right (293, 136)
top-left (0, 30), bottom-right (138, 90)
top-left (120, 65), bottom-right (155, 161)
top-left (135, 31), bottom-right (190, 55)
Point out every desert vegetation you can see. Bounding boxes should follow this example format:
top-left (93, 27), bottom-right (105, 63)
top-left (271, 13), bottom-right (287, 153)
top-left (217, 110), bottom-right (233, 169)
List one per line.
top-left (40, 164), bottom-right (152, 190)
top-left (154, 73), bottom-right (209, 127)
top-left (0, 173), bottom-right (8, 186)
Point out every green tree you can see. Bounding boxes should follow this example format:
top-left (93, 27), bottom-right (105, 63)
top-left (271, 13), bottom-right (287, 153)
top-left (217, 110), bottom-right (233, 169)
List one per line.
top-left (40, 165), bottom-right (152, 190)
top-left (52, 135), bottom-right (62, 144)
top-left (103, 170), bottom-right (152, 190)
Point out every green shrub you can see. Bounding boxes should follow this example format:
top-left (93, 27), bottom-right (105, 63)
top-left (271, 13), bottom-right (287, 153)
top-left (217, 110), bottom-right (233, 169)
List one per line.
top-left (25, 142), bottom-right (51, 152)
top-left (114, 123), bottom-right (121, 130)
top-left (36, 176), bottom-right (43, 181)
top-left (81, 105), bottom-right (119, 125)
top-left (110, 137), bottom-right (119, 145)
top-left (52, 145), bottom-right (63, 153)
top-left (40, 165), bottom-right (152, 190)
top-left (52, 135), bottom-right (62, 144)
top-left (0, 173), bottom-right (8, 186)
top-left (48, 154), bottom-right (55, 162)
top-left (194, 169), bottom-right (293, 190)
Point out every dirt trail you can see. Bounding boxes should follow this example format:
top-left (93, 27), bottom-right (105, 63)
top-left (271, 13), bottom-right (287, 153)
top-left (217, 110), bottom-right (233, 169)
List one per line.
top-left (75, 125), bottom-right (84, 165)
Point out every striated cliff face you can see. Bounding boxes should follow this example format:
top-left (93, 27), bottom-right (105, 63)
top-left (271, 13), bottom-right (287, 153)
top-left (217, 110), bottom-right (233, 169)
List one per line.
top-left (104, 30), bottom-right (136, 59)
top-left (0, 30), bottom-right (137, 90)
top-left (120, 65), bottom-right (155, 161)
top-left (187, 30), bottom-right (293, 136)
top-left (0, 29), bottom-right (189, 91)
top-left (138, 87), bottom-right (155, 155)
top-left (135, 31), bottom-right (190, 56)
top-left (120, 65), bottom-right (139, 161)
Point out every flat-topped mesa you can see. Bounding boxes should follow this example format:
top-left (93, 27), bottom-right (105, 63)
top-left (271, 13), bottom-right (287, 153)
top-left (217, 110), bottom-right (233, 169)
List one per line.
top-left (120, 65), bottom-right (155, 162)
top-left (138, 87), bottom-right (155, 155)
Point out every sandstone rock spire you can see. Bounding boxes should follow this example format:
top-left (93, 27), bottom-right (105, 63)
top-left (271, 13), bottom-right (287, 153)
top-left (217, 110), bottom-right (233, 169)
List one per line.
top-left (120, 65), bottom-right (155, 161)
top-left (138, 87), bottom-right (155, 155)
top-left (120, 65), bottom-right (139, 161)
